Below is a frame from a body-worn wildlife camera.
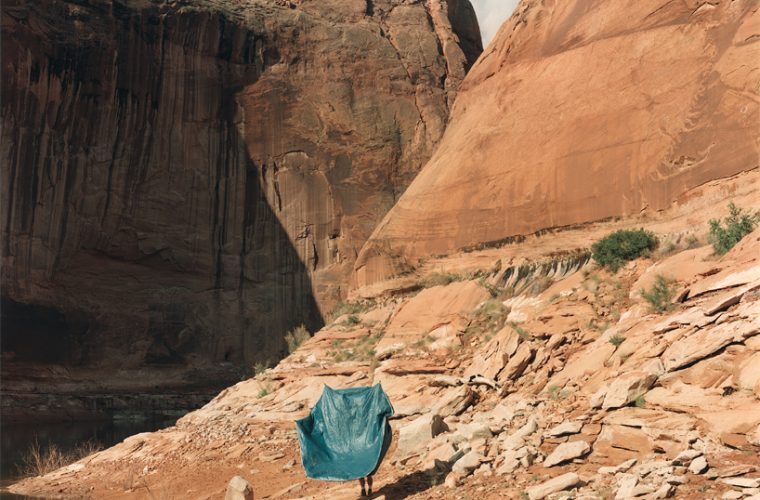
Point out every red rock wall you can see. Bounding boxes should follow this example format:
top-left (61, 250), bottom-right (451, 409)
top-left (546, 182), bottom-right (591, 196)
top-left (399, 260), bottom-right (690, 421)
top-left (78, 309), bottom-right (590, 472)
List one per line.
top-left (1, 0), bottom-right (481, 388)
top-left (355, 0), bottom-right (760, 286)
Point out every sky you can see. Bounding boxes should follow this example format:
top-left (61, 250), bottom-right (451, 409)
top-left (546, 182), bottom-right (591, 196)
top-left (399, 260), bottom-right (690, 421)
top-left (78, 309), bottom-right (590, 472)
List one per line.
top-left (470, 0), bottom-right (520, 46)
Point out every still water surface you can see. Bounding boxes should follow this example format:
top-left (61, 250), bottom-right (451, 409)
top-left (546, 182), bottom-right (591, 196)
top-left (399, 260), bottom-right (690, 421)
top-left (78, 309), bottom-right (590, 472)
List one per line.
top-left (1, 417), bottom-right (176, 499)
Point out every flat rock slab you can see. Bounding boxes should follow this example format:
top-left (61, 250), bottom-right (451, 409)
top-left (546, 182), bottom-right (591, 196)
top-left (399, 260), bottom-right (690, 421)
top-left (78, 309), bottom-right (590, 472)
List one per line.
top-left (543, 440), bottom-right (591, 467)
top-left (547, 421), bottom-right (583, 437)
top-left (527, 472), bottom-right (581, 500)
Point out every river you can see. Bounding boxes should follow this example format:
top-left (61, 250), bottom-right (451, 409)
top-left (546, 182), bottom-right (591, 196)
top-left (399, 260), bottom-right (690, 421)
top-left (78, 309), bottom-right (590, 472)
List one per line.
top-left (0, 416), bottom-right (177, 498)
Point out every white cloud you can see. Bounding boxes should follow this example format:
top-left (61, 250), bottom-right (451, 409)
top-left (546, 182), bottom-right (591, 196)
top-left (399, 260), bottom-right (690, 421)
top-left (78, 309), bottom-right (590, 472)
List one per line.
top-left (470, 0), bottom-right (519, 46)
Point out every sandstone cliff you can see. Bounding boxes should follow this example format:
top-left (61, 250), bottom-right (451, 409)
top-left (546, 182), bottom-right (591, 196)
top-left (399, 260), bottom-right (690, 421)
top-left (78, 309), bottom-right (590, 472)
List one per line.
top-left (1, 0), bottom-right (481, 398)
top-left (355, 0), bottom-right (760, 286)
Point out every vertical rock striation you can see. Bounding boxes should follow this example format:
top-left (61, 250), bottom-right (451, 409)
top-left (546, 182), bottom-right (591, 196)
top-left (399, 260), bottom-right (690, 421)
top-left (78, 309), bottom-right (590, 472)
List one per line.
top-left (1, 0), bottom-right (481, 396)
top-left (355, 0), bottom-right (760, 286)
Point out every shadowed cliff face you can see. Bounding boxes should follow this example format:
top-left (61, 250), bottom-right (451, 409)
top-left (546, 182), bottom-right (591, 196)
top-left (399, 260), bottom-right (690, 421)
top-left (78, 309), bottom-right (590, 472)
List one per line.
top-left (1, 0), bottom-right (481, 398)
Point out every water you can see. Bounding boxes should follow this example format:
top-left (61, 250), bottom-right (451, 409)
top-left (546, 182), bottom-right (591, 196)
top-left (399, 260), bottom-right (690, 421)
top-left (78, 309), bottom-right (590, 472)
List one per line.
top-left (0, 417), bottom-right (176, 498)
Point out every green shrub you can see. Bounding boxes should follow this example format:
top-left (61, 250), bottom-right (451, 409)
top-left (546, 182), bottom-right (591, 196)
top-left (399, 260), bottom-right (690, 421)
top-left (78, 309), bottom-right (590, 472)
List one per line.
top-left (332, 300), bottom-right (373, 320)
top-left (253, 360), bottom-right (271, 376)
top-left (345, 315), bottom-right (361, 326)
top-left (257, 381), bottom-right (274, 398)
top-left (641, 275), bottom-right (676, 313)
top-left (509, 321), bottom-right (531, 340)
top-left (608, 333), bottom-right (626, 347)
top-left (285, 325), bottom-right (310, 353)
top-left (709, 202), bottom-right (759, 255)
top-left (464, 300), bottom-right (511, 339)
top-left (591, 229), bottom-right (658, 272)
top-left (420, 272), bottom-right (463, 288)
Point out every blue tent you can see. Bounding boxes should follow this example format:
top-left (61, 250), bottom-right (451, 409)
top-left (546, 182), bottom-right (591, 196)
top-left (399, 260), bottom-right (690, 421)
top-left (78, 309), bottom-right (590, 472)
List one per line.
top-left (296, 384), bottom-right (394, 481)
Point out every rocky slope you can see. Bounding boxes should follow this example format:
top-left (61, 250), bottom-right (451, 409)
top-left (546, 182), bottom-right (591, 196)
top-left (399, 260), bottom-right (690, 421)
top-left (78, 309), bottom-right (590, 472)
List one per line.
top-left (1, 0), bottom-right (481, 409)
top-left (9, 218), bottom-right (760, 499)
top-left (354, 0), bottom-right (760, 286)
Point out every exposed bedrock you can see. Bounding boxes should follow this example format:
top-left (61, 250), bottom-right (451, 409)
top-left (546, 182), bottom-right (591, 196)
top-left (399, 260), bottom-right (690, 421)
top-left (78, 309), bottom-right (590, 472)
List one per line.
top-left (1, 0), bottom-right (482, 396)
top-left (355, 0), bottom-right (760, 286)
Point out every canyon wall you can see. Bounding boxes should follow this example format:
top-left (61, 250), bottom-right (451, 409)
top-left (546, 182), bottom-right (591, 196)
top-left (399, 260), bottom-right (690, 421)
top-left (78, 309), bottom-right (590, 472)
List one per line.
top-left (1, 0), bottom-right (481, 392)
top-left (355, 0), bottom-right (760, 286)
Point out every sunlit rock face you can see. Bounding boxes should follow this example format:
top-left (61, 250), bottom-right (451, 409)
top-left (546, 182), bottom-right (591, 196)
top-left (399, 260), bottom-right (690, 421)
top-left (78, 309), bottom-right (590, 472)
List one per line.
top-left (0, 0), bottom-right (481, 396)
top-left (355, 0), bottom-right (760, 286)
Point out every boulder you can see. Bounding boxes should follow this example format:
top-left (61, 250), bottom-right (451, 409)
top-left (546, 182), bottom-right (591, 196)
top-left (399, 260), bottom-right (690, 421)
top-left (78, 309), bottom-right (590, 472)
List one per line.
top-left (455, 422), bottom-right (493, 441)
top-left (225, 476), bottom-right (253, 500)
top-left (501, 343), bottom-right (536, 381)
top-left (662, 307), bottom-right (760, 371)
top-left (599, 458), bottom-right (637, 475)
top-left (465, 326), bottom-right (521, 379)
top-left (672, 449), bottom-right (702, 466)
top-left (602, 371), bottom-right (657, 409)
top-left (395, 414), bottom-right (447, 460)
top-left (721, 477), bottom-right (760, 489)
top-left (543, 440), bottom-right (591, 467)
top-left (527, 472), bottom-right (581, 500)
top-left (433, 386), bottom-right (476, 417)
top-left (615, 474), bottom-right (638, 500)
top-left (547, 421), bottom-right (583, 437)
top-left (451, 450), bottom-right (484, 475)
top-left (687, 455), bottom-right (708, 474)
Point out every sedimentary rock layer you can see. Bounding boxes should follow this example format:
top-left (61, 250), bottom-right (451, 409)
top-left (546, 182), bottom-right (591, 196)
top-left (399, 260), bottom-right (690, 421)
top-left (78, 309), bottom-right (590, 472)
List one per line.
top-left (355, 0), bottom-right (760, 286)
top-left (1, 0), bottom-right (481, 389)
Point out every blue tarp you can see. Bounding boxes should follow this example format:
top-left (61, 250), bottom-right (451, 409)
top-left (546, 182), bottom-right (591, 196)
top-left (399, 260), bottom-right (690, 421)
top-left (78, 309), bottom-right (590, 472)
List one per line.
top-left (296, 384), bottom-right (394, 481)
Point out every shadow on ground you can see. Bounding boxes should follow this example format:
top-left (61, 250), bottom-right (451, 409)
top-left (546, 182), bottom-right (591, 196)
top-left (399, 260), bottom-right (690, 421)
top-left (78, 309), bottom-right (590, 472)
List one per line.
top-left (370, 470), bottom-right (443, 499)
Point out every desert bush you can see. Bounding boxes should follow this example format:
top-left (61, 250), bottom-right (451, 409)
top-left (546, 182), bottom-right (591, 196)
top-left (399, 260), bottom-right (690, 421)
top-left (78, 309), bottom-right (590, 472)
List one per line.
top-left (345, 315), bottom-right (361, 326)
top-left (509, 321), bottom-right (531, 340)
top-left (608, 333), bottom-right (626, 347)
top-left (709, 202), bottom-right (759, 255)
top-left (253, 360), bottom-right (271, 376)
top-left (285, 324), bottom-right (310, 353)
top-left (591, 229), bottom-right (658, 272)
top-left (464, 300), bottom-right (511, 339)
top-left (420, 272), bottom-right (463, 288)
top-left (332, 300), bottom-right (374, 320)
top-left (20, 439), bottom-right (102, 477)
top-left (641, 275), bottom-right (676, 313)
top-left (257, 381), bottom-right (274, 398)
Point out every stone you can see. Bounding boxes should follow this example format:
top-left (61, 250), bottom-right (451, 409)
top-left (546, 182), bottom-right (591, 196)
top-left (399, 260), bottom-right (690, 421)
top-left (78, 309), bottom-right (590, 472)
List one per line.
top-left (672, 449), bottom-right (702, 466)
top-left (451, 450), bottom-right (484, 475)
top-left (602, 371), bottom-right (657, 409)
top-left (590, 386), bottom-right (608, 409)
top-left (455, 422), bottom-right (493, 441)
top-left (599, 459), bottom-right (638, 475)
top-left (526, 472), bottom-right (581, 500)
top-left (547, 421), bottom-right (583, 437)
top-left (721, 478), bottom-right (760, 489)
top-left (395, 414), bottom-right (447, 460)
top-left (425, 442), bottom-right (458, 466)
top-left (501, 343), bottom-right (536, 381)
top-left (501, 417), bottom-right (538, 451)
top-left (444, 473), bottom-right (462, 488)
top-left (433, 386), bottom-right (476, 417)
top-left (651, 483), bottom-right (676, 499)
top-left (722, 491), bottom-right (744, 500)
top-left (688, 456), bottom-right (709, 475)
top-left (225, 476), bottom-right (253, 500)
top-left (615, 474), bottom-right (638, 500)
top-left (543, 441), bottom-right (591, 468)
top-left (465, 326), bottom-right (521, 379)
top-left (662, 316), bottom-right (760, 372)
